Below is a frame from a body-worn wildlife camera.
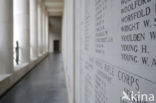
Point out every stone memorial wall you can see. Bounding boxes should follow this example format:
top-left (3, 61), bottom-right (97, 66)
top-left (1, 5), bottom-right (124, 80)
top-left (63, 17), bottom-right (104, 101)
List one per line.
top-left (75, 0), bottom-right (156, 103)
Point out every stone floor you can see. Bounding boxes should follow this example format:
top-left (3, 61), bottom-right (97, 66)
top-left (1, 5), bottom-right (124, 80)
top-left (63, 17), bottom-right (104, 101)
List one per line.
top-left (0, 53), bottom-right (68, 103)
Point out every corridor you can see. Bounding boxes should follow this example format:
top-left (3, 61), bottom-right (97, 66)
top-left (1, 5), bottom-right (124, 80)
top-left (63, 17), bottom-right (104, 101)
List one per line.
top-left (0, 54), bottom-right (68, 103)
top-left (0, 0), bottom-right (156, 103)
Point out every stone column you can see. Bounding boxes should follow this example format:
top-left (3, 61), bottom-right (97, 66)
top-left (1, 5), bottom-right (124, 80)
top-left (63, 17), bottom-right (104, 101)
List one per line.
top-left (42, 7), bottom-right (45, 54)
top-left (14, 0), bottom-right (30, 64)
top-left (44, 10), bottom-right (47, 53)
top-left (40, 5), bottom-right (43, 55)
top-left (0, 0), bottom-right (13, 74)
top-left (44, 11), bottom-right (47, 53)
top-left (45, 11), bottom-right (47, 53)
top-left (37, 2), bottom-right (41, 56)
top-left (30, 0), bottom-right (38, 60)
top-left (46, 12), bottom-right (49, 53)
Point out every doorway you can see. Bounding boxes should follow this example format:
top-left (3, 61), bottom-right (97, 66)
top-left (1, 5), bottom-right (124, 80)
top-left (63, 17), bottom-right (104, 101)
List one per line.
top-left (54, 40), bottom-right (59, 52)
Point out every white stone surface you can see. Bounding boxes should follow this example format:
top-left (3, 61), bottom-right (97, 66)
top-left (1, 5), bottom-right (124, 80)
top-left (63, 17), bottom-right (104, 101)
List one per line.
top-left (37, 2), bottom-right (46, 56)
top-left (41, 6), bottom-right (44, 54)
top-left (62, 0), bottom-right (156, 103)
top-left (43, 9), bottom-right (46, 54)
top-left (30, 0), bottom-right (38, 60)
top-left (37, 2), bottom-right (42, 56)
top-left (62, 0), bottom-right (74, 103)
top-left (0, 0), bottom-right (13, 74)
top-left (45, 12), bottom-right (49, 53)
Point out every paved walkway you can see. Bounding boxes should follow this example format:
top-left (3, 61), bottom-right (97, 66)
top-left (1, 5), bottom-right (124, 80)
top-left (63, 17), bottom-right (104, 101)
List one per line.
top-left (0, 53), bottom-right (68, 103)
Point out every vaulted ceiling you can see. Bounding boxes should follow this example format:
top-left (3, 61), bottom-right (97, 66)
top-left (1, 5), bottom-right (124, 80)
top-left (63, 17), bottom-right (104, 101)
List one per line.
top-left (43, 0), bottom-right (64, 16)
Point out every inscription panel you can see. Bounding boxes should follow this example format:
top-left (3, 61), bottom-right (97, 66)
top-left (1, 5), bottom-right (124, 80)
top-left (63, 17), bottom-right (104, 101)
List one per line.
top-left (75, 0), bottom-right (156, 103)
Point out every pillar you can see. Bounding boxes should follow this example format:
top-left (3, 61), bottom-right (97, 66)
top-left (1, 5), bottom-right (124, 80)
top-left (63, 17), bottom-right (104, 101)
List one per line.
top-left (30, 0), bottom-right (38, 60)
top-left (37, 2), bottom-right (41, 56)
top-left (14, 0), bottom-right (30, 64)
top-left (46, 12), bottom-right (49, 53)
top-left (42, 7), bottom-right (45, 54)
top-left (45, 11), bottom-right (47, 53)
top-left (0, 0), bottom-right (13, 74)
top-left (40, 4), bottom-right (43, 55)
top-left (44, 10), bottom-right (47, 53)
top-left (44, 11), bottom-right (47, 53)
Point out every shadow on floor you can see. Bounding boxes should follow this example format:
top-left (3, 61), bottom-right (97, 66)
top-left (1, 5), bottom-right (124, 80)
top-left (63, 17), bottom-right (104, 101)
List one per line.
top-left (0, 53), bottom-right (68, 103)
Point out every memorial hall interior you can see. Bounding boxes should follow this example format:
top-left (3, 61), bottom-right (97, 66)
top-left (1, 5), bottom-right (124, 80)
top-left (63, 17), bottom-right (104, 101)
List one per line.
top-left (0, 0), bottom-right (156, 103)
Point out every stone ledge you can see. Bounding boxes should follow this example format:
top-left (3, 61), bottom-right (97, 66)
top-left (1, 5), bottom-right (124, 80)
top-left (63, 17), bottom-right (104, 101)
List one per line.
top-left (0, 74), bottom-right (11, 82)
top-left (0, 53), bottom-right (49, 96)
